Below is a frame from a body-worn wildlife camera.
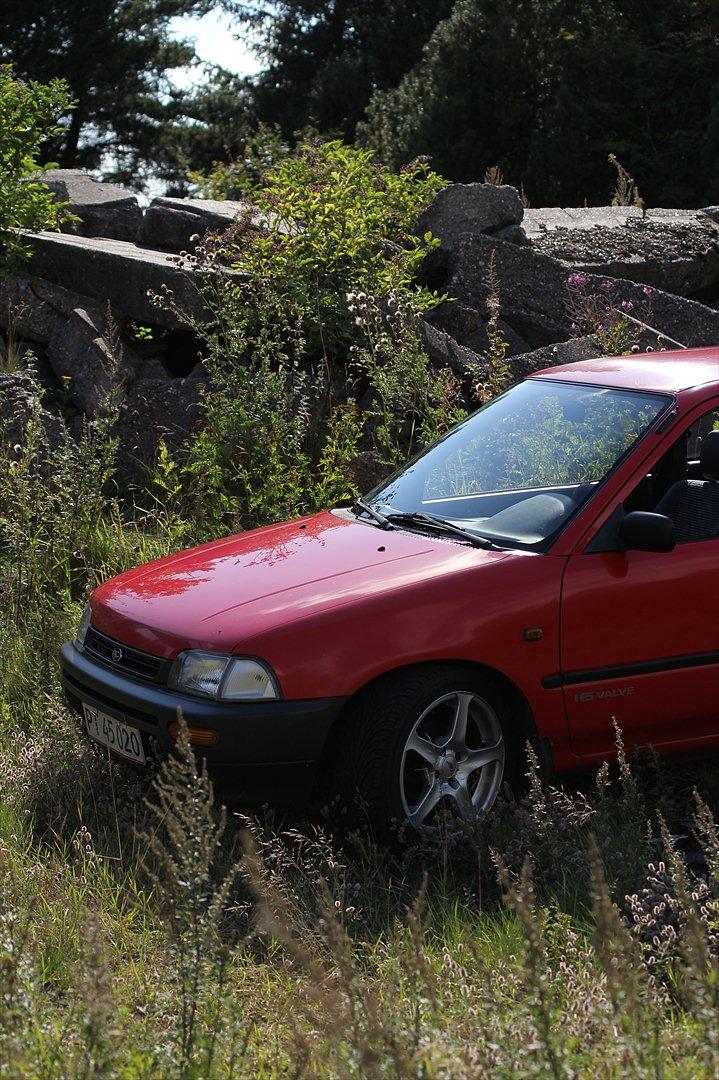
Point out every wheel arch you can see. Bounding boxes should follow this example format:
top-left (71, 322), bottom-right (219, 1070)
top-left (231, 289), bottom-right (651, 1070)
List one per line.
top-left (315, 658), bottom-right (550, 798)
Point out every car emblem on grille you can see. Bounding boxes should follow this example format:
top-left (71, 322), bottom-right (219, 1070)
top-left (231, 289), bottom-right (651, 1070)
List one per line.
top-left (111, 647), bottom-right (123, 663)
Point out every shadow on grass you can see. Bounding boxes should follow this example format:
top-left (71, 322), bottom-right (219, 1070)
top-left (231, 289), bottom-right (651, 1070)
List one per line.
top-left (10, 702), bottom-right (719, 947)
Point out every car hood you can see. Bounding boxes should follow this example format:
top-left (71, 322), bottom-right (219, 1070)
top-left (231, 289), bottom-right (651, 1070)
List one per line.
top-left (90, 510), bottom-right (510, 658)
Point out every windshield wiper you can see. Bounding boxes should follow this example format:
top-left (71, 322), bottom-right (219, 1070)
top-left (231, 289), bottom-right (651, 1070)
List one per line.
top-left (351, 500), bottom-right (503, 550)
top-left (352, 497), bottom-right (391, 529)
top-left (385, 511), bottom-right (503, 550)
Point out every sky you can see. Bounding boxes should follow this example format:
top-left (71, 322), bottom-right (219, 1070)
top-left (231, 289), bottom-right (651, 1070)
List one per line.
top-left (169, 10), bottom-right (263, 89)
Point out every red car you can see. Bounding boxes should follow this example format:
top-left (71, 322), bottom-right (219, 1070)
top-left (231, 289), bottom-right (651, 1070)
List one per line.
top-left (61, 347), bottom-right (719, 833)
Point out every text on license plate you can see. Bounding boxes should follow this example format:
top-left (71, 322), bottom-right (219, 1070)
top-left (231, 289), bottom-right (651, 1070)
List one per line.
top-left (83, 704), bottom-right (146, 764)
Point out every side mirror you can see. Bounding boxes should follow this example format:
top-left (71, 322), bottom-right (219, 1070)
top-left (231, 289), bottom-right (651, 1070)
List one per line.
top-left (619, 511), bottom-right (676, 553)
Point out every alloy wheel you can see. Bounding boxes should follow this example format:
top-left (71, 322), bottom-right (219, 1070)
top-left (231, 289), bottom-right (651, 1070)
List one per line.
top-left (399, 690), bottom-right (505, 829)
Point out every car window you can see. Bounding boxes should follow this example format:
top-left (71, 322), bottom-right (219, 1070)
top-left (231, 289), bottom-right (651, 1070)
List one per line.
top-left (622, 404), bottom-right (719, 545)
top-left (365, 379), bottom-right (669, 547)
top-left (422, 386), bottom-right (661, 497)
top-left (686, 408), bottom-right (719, 461)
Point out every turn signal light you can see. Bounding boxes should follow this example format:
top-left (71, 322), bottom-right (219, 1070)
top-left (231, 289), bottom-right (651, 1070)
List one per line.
top-left (168, 723), bottom-right (218, 747)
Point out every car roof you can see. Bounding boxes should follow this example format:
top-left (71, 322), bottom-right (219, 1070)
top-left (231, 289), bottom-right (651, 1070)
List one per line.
top-left (531, 345), bottom-right (719, 395)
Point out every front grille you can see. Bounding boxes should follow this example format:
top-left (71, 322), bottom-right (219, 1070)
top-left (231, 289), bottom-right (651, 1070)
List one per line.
top-left (84, 626), bottom-right (169, 684)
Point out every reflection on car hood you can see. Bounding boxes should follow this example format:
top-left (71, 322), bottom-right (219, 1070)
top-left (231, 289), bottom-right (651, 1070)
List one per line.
top-left (90, 510), bottom-right (510, 658)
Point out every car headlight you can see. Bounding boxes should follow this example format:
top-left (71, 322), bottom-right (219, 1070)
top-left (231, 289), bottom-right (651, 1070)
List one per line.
top-left (74, 603), bottom-right (92, 652)
top-left (167, 651), bottom-right (280, 701)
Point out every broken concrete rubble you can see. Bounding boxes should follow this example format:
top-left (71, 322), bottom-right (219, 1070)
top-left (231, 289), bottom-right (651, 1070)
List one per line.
top-left (0, 274), bottom-right (94, 345)
top-left (140, 197), bottom-right (244, 252)
top-left (46, 306), bottom-right (138, 417)
top-left (2, 175), bottom-right (717, 481)
top-left (416, 182), bottom-right (524, 249)
top-left (24, 231), bottom-right (205, 329)
top-left (448, 231), bottom-right (719, 348)
top-left (41, 169), bottom-right (142, 242)
top-left (525, 208), bottom-right (719, 297)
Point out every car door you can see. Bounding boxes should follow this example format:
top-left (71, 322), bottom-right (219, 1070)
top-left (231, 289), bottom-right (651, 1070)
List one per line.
top-left (559, 402), bottom-right (719, 756)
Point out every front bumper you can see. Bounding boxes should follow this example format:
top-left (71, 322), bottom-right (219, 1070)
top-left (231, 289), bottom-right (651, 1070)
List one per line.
top-left (60, 642), bottom-right (346, 805)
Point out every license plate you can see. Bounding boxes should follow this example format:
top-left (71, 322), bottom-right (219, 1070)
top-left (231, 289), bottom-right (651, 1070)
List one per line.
top-left (83, 703), bottom-right (146, 764)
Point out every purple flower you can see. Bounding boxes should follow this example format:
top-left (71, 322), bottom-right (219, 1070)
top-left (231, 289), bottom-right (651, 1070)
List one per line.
top-left (620, 299), bottom-right (634, 312)
top-left (600, 281), bottom-right (614, 293)
top-left (597, 323), bottom-right (605, 332)
top-left (570, 322), bottom-right (578, 332)
top-left (567, 273), bottom-right (588, 287)
top-left (643, 285), bottom-right (654, 298)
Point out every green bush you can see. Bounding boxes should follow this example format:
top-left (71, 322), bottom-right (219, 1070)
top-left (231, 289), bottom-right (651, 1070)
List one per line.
top-left (0, 367), bottom-right (180, 726)
top-left (223, 139), bottom-right (446, 356)
top-left (155, 140), bottom-right (459, 535)
top-left (348, 289), bottom-right (464, 467)
top-left (0, 65), bottom-right (73, 271)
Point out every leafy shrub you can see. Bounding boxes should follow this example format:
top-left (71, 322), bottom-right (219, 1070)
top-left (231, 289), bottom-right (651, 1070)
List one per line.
top-left (216, 139), bottom-right (445, 356)
top-left (0, 365), bottom-right (182, 730)
top-left (174, 344), bottom-right (319, 535)
top-left (348, 289), bottom-right (463, 467)
top-left (0, 65), bottom-right (74, 271)
top-left (154, 140), bottom-right (458, 535)
top-left (0, 366), bottom-right (118, 610)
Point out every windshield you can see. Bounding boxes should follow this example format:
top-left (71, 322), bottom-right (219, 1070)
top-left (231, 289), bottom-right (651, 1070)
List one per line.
top-left (365, 379), bottom-right (670, 547)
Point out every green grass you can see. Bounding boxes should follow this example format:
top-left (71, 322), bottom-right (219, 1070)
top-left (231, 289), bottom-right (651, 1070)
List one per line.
top-left (0, 610), bottom-right (717, 1077)
top-left (1, 372), bottom-right (717, 1079)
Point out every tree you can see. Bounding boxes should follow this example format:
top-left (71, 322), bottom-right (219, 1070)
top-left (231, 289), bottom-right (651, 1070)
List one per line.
top-left (233, 1), bottom-right (454, 140)
top-left (134, 69), bottom-right (262, 195)
top-left (186, 120), bottom-right (290, 199)
top-left (525, 0), bottom-right (719, 208)
top-left (360, 0), bottom-right (719, 208)
top-left (359, 1), bottom-right (555, 184)
top-left (0, 65), bottom-right (73, 272)
top-left (0, 0), bottom-right (248, 186)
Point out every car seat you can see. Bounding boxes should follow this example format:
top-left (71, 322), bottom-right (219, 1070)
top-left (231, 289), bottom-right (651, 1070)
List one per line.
top-left (654, 430), bottom-right (719, 543)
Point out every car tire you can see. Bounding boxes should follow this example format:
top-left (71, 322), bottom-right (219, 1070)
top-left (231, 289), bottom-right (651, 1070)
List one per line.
top-left (329, 665), bottom-right (517, 837)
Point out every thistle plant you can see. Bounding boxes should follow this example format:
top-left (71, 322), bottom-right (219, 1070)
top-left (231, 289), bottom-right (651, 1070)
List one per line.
top-left (565, 272), bottom-right (655, 354)
top-left (476, 252), bottom-right (511, 403)
top-left (141, 716), bottom-right (245, 1076)
top-left (348, 289), bottom-right (463, 466)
